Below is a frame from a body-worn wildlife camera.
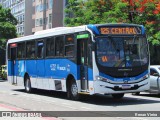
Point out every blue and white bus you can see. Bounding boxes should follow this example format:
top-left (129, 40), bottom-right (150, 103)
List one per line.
top-left (7, 23), bottom-right (150, 100)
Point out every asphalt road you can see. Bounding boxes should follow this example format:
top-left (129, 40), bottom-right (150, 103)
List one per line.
top-left (0, 79), bottom-right (160, 120)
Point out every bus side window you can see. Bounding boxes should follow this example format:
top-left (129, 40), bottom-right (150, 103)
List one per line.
top-left (26, 41), bottom-right (35, 59)
top-left (46, 37), bottom-right (54, 57)
top-left (8, 44), bottom-right (11, 59)
top-left (17, 42), bottom-right (25, 59)
top-left (37, 40), bottom-right (44, 59)
top-left (65, 34), bottom-right (74, 57)
top-left (55, 36), bottom-right (64, 57)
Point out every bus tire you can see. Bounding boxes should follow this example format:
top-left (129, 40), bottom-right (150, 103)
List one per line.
top-left (67, 79), bottom-right (79, 100)
top-left (112, 93), bottom-right (124, 99)
top-left (25, 76), bottom-right (32, 93)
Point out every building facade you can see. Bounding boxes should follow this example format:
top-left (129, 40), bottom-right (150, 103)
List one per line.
top-left (0, 0), bottom-right (67, 36)
top-left (32, 0), bottom-right (67, 33)
top-left (0, 0), bottom-right (34, 36)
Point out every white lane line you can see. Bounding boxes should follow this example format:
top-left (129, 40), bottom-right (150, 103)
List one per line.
top-left (81, 107), bottom-right (92, 110)
top-left (116, 117), bottom-right (149, 120)
top-left (62, 103), bottom-right (72, 106)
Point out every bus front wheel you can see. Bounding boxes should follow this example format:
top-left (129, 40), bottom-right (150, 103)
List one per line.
top-left (67, 80), bottom-right (79, 100)
top-left (25, 76), bottom-right (32, 93)
top-left (112, 93), bottom-right (124, 99)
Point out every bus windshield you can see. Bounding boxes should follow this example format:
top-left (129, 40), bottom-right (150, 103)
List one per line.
top-left (96, 36), bottom-right (148, 68)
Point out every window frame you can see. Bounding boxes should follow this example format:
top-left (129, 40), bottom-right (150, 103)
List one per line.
top-left (46, 36), bottom-right (55, 58)
top-left (55, 35), bottom-right (65, 57)
top-left (36, 39), bottom-right (45, 59)
top-left (17, 42), bottom-right (26, 60)
top-left (26, 40), bottom-right (36, 59)
top-left (64, 34), bottom-right (75, 57)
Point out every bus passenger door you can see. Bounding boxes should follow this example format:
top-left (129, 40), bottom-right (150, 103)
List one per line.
top-left (10, 47), bottom-right (17, 84)
top-left (77, 38), bottom-right (88, 91)
top-left (36, 40), bottom-right (45, 89)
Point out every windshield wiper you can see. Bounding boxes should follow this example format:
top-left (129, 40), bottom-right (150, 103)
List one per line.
top-left (132, 35), bottom-right (137, 44)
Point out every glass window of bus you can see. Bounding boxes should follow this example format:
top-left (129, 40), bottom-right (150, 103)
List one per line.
top-left (26, 41), bottom-right (35, 59)
top-left (46, 37), bottom-right (54, 57)
top-left (65, 34), bottom-right (74, 57)
top-left (8, 44), bottom-right (11, 59)
top-left (55, 36), bottom-right (64, 57)
top-left (17, 42), bottom-right (25, 59)
top-left (96, 36), bottom-right (148, 67)
top-left (37, 40), bottom-right (44, 59)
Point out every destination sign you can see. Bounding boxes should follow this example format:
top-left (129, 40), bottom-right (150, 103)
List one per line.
top-left (99, 27), bottom-right (141, 35)
top-left (10, 43), bottom-right (17, 48)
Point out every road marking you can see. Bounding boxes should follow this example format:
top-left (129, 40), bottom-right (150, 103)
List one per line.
top-left (116, 117), bottom-right (149, 120)
top-left (62, 103), bottom-right (71, 106)
top-left (81, 107), bottom-right (92, 110)
top-left (0, 104), bottom-right (24, 111)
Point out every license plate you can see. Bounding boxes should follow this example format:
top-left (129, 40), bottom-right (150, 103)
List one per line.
top-left (122, 84), bottom-right (131, 89)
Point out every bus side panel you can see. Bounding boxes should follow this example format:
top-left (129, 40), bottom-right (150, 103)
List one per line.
top-left (7, 60), bottom-right (12, 83)
top-left (36, 59), bottom-right (45, 89)
top-left (88, 68), bottom-right (94, 94)
top-left (26, 60), bottom-right (37, 88)
top-left (7, 60), bottom-right (18, 84)
top-left (45, 59), bottom-right (78, 91)
top-left (16, 60), bottom-right (26, 86)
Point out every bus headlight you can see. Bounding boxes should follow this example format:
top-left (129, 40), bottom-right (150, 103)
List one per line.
top-left (143, 75), bottom-right (149, 80)
top-left (96, 76), bottom-right (109, 82)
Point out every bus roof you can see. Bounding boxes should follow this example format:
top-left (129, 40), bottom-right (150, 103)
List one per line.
top-left (7, 25), bottom-right (87, 44)
top-left (7, 23), bottom-right (144, 44)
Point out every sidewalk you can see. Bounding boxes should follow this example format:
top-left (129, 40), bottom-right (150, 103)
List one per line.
top-left (0, 103), bottom-right (60, 120)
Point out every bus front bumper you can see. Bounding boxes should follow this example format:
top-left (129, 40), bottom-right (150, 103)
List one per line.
top-left (93, 79), bottom-right (149, 94)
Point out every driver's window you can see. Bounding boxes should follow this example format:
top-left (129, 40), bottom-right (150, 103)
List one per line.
top-left (150, 69), bottom-right (159, 76)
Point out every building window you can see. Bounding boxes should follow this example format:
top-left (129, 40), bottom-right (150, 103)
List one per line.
top-left (49, 0), bottom-right (53, 9)
top-left (49, 14), bottom-right (52, 23)
top-left (36, 19), bottom-right (39, 26)
top-left (40, 18), bottom-right (43, 26)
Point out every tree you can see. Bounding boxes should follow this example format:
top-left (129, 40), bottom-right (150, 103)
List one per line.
top-left (125, 0), bottom-right (160, 45)
top-left (0, 5), bottom-right (17, 49)
top-left (65, 0), bottom-right (129, 26)
top-left (65, 0), bottom-right (160, 45)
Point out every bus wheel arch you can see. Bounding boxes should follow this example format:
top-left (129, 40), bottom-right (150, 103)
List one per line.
top-left (66, 74), bottom-right (79, 100)
top-left (24, 73), bottom-right (32, 93)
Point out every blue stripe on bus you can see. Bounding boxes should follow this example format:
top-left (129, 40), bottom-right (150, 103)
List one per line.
top-left (8, 59), bottom-right (94, 81)
top-left (99, 70), bottom-right (148, 82)
top-left (140, 25), bottom-right (145, 34)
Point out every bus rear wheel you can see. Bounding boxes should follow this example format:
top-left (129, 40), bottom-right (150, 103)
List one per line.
top-left (112, 93), bottom-right (124, 99)
top-left (67, 80), bottom-right (79, 100)
top-left (25, 76), bottom-right (32, 93)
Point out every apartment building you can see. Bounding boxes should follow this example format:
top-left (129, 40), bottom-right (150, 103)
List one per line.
top-left (1, 0), bottom-right (67, 35)
top-left (32, 0), bottom-right (67, 33)
top-left (0, 0), bottom-right (34, 36)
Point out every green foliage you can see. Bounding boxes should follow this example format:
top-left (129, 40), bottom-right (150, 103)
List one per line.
top-left (65, 0), bottom-right (160, 46)
top-left (65, 0), bottom-right (129, 26)
top-left (0, 5), bottom-right (17, 49)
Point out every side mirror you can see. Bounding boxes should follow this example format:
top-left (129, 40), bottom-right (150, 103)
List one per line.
top-left (153, 73), bottom-right (160, 77)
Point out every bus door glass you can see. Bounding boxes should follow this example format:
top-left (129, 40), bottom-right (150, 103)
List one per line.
top-left (10, 43), bottom-right (17, 84)
top-left (77, 34), bottom-right (89, 91)
top-left (36, 40), bottom-right (45, 88)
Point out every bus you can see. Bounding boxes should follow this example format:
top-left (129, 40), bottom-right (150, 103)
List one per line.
top-left (7, 23), bottom-right (150, 100)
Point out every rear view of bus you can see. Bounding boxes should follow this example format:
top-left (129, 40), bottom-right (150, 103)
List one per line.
top-left (88, 24), bottom-right (149, 98)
